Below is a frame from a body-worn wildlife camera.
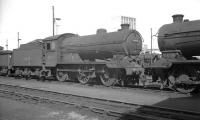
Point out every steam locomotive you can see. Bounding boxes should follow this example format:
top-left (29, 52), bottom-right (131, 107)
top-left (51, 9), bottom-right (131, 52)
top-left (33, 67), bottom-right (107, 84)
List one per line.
top-left (149, 14), bottom-right (200, 93)
top-left (0, 24), bottom-right (144, 86)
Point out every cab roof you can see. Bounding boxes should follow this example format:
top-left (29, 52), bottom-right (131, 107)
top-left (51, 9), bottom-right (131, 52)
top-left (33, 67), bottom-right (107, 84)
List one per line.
top-left (43, 33), bottom-right (77, 41)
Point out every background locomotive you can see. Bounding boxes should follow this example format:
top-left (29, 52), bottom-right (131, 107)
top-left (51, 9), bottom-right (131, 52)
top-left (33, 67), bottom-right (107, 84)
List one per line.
top-left (150, 14), bottom-right (200, 93)
top-left (0, 24), bottom-right (144, 86)
top-left (0, 47), bottom-right (12, 76)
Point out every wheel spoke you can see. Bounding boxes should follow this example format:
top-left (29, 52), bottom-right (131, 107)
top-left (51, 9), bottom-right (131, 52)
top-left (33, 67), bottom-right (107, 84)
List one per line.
top-left (175, 74), bottom-right (196, 93)
top-left (100, 68), bottom-right (117, 86)
top-left (100, 76), bottom-right (116, 86)
top-left (77, 72), bottom-right (90, 84)
top-left (57, 71), bottom-right (68, 82)
top-left (167, 65), bottom-right (198, 93)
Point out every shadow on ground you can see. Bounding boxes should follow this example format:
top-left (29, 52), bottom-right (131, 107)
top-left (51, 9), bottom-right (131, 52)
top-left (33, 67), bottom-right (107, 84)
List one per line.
top-left (116, 93), bottom-right (200, 120)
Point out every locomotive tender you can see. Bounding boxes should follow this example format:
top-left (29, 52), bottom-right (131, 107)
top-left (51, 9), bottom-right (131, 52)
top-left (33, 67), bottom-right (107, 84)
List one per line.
top-left (150, 14), bottom-right (200, 93)
top-left (0, 47), bottom-right (12, 76)
top-left (0, 24), bottom-right (143, 86)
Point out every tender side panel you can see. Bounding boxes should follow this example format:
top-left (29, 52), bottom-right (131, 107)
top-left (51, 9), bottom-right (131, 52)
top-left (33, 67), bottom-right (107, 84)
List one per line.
top-left (13, 46), bottom-right (42, 67)
top-left (0, 54), bottom-right (10, 66)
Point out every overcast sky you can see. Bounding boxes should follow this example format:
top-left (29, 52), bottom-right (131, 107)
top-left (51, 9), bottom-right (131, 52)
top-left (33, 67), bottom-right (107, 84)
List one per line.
top-left (0, 0), bottom-right (200, 50)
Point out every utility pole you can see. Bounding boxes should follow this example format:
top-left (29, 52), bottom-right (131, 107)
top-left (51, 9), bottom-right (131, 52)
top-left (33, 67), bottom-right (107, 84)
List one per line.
top-left (17, 32), bottom-right (21, 48)
top-left (52, 6), bottom-right (61, 36)
top-left (6, 39), bottom-right (8, 50)
top-left (150, 28), bottom-right (153, 64)
top-left (52, 6), bottom-right (55, 36)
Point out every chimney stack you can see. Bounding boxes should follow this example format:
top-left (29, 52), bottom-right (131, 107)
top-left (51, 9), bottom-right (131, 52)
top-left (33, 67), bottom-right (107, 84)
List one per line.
top-left (96, 28), bottom-right (107, 34)
top-left (121, 23), bottom-right (130, 30)
top-left (172, 14), bottom-right (184, 23)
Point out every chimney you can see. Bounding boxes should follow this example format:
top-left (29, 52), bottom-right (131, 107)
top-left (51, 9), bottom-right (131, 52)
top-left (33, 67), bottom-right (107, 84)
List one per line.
top-left (121, 23), bottom-right (130, 30)
top-left (172, 14), bottom-right (184, 23)
top-left (184, 19), bottom-right (189, 22)
top-left (96, 28), bottom-right (107, 34)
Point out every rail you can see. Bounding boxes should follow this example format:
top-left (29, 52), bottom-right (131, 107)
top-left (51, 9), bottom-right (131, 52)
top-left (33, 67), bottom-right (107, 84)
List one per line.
top-left (0, 83), bottom-right (199, 120)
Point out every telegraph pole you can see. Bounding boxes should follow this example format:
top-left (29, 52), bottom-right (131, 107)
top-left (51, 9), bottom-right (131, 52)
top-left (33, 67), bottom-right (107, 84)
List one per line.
top-left (6, 39), bottom-right (8, 50)
top-left (17, 32), bottom-right (21, 48)
top-left (150, 28), bottom-right (153, 64)
top-left (52, 6), bottom-right (61, 36)
top-left (52, 6), bottom-right (55, 36)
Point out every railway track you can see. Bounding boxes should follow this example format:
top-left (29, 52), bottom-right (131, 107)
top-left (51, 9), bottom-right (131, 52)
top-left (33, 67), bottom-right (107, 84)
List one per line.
top-left (0, 76), bottom-right (182, 95)
top-left (0, 83), bottom-right (199, 120)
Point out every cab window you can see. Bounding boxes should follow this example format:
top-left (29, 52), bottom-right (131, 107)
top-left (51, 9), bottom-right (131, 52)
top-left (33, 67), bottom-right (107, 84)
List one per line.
top-left (47, 43), bottom-right (51, 50)
top-left (46, 41), bottom-right (55, 51)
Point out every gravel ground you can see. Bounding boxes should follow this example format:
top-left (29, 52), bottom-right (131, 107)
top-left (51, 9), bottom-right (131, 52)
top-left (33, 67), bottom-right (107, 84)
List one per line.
top-left (1, 76), bottom-right (199, 117)
top-left (0, 96), bottom-right (113, 120)
top-left (0, 77), bottom-right (189, 106)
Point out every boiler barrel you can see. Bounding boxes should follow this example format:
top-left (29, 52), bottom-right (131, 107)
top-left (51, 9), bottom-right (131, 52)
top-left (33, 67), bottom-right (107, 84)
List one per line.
top-left (158, 20), bottom-right (200, 57)
top-left (60, 30), bottom-right (142, 60)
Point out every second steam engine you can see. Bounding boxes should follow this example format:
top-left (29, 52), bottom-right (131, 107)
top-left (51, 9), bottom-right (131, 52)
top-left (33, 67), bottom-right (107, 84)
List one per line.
top-left (150, 14), bottom-right (200, 93)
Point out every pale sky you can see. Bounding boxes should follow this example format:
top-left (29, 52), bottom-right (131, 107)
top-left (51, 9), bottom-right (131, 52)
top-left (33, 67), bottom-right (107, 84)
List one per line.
top-left (0, 0), bottom-right (200, 50)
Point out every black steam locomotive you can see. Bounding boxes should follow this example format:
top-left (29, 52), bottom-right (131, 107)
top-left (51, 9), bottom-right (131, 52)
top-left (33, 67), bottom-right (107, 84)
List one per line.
top-left (0, 24), bottom-right (143, 86)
